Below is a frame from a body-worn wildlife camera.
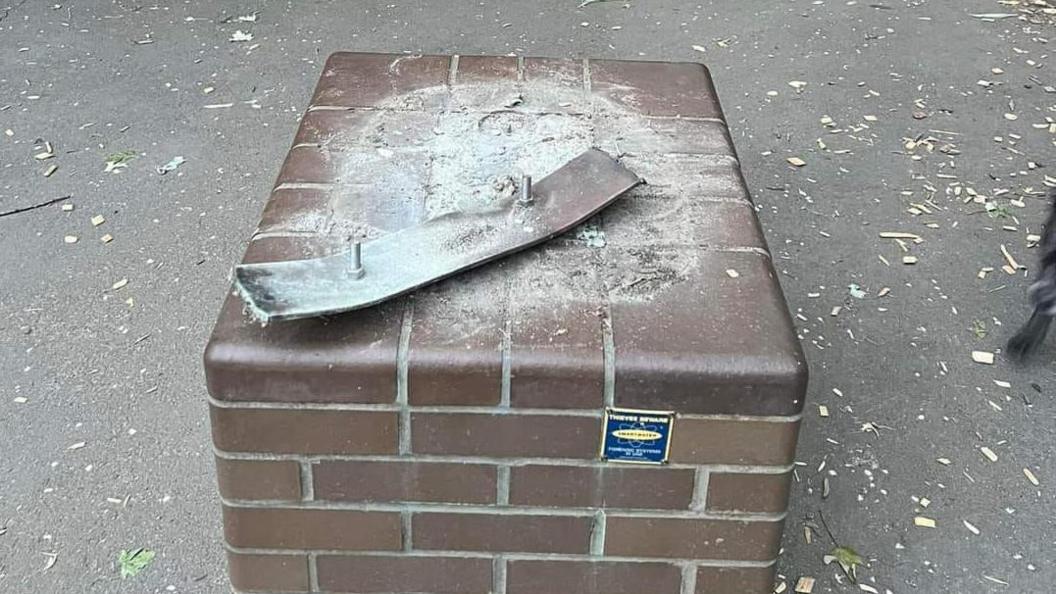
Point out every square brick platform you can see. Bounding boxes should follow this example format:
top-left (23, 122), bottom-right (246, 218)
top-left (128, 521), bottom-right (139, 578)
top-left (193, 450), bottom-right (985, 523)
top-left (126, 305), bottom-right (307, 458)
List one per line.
top-left (205, 53), bottom-right (807, 594)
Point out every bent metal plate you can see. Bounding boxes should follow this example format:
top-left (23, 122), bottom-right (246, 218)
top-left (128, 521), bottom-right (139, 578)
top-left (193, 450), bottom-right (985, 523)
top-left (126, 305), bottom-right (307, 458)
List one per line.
top-left (600, 407), bottom-right (675, 464)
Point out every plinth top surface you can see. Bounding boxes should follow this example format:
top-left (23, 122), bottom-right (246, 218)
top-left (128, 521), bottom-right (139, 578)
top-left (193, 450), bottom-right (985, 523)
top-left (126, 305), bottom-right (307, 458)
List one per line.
top-left (205, 53), bottom-right (807, 416)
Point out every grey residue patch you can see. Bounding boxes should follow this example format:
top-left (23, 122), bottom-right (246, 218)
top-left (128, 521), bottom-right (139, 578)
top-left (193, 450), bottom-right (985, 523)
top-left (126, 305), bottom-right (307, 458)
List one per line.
top-left (330, 80), bottom-right (657, 224)
top-left (577, 224), bottom-right (607, 248)
top-left (605, 248), bottom-right (698, 301)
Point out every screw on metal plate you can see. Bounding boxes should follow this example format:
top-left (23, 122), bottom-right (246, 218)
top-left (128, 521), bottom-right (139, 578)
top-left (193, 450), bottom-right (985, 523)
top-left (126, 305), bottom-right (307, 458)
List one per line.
top-left (518, 175), bottom-right (533, 206)
top-left (348, 240), bottom-right (365, 279)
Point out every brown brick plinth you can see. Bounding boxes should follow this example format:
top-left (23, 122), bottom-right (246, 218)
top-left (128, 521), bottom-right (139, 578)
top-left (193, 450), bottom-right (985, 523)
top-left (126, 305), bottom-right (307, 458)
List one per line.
top-left (206, 53), bottom-right (806, 594)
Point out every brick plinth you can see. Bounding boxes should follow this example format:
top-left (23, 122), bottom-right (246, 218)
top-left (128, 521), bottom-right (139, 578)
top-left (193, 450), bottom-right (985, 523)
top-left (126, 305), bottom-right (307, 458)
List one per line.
top-left (206, 53), bottom-right (806, 594)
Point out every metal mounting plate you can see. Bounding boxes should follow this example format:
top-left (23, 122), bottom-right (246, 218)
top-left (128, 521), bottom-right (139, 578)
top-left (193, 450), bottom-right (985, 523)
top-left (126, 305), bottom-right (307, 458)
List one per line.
top-left (233, 148), bottom-right (639, 322)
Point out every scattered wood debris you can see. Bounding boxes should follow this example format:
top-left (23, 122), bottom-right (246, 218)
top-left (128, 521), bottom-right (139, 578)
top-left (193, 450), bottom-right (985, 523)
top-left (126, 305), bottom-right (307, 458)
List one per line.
top-left (794, 577), bottom-right (815, 593)
top-left (914, 516), bottom-right (936, 528)
top-left (971, 351), bottom-right (995, 365)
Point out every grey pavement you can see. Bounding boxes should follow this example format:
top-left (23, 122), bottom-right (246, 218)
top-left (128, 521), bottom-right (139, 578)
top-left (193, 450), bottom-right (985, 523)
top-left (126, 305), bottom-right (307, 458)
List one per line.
top-left (1, 0), bottom-right (1054, 592)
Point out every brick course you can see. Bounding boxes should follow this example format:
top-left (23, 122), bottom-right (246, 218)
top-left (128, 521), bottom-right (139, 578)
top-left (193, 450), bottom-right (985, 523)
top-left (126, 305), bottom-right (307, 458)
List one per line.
top-left (313, 460), bottom-right (497, 504)
top-left (206, 53), bottom-right (805, 594)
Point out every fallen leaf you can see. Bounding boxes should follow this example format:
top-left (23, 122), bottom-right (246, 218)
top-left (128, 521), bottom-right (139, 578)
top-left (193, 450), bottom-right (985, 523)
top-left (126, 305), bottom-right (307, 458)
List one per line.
top-left (117, 548), bottom-right (156, 579)
top-left (824, 545), bottom-right (864, 582)
top-left (104, 150), bottom-right (137, 173)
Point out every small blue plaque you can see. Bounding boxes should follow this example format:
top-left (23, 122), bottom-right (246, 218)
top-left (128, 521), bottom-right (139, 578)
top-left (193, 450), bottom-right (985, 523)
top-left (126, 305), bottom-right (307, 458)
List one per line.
top-left (600, 407), bottom-right (675, 464)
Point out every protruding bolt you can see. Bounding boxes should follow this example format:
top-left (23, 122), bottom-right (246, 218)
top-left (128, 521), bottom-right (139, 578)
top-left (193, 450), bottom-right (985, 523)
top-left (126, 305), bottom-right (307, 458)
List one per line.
top-left (348, 240), bottom-right (365, 279)
top-left (519, 175), bottom-right (532, 205)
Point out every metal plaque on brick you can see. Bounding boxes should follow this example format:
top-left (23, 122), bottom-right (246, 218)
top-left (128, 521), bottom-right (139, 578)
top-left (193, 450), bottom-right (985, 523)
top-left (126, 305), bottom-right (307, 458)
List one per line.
top-left (600, 407), bottom-right (675, 464)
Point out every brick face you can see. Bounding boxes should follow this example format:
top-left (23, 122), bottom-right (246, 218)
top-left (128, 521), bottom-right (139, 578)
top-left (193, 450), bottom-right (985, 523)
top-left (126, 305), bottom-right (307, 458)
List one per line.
top-left (509, 465), bottom-right (694, 510)
top-left (227, 552), bottom-right (309, 593)
top-left (223, 506), bottom-right (401, 550)
top-left (506, 560), bottom-right (682, 594)
top-left (317, 555), bottom-right (492, 593)
top-left (210, 406), bottom-right (397, 455)
top-left (696, 566), bottom-right (776, 594)
top-left (313, 460), bottom-right (496, 504)
top-left (207, 52), bottom-right (803, 594)
top-left (215, 457), bottom-right (301, 501)
top-left (707, 472), bottom-right (793, 513)
top-left (411, 413), bottom-right (599, 458)
top-left (413, 513), bottom-right (593, 554)
top-left (605, 517), bottom-right (784, 561)
top-left (669, 418), bottom-right (800, 465)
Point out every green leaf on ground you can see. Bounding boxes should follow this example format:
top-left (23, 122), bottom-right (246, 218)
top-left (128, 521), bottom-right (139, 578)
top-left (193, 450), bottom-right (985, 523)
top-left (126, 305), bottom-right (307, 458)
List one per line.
top-left (104, 150), bottom-right (138, 173)
top-left (972, 319), bottom-right (988, 339)
top-left (824, 545), bottom-right (864, 582)
top-left (118, 548), bottom-right (155, 578)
